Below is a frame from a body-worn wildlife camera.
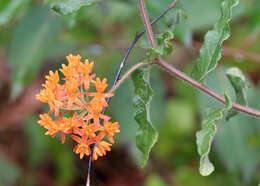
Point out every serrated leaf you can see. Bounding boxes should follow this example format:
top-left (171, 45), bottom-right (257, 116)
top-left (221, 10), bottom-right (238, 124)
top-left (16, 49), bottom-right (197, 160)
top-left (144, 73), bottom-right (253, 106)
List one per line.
top-left (131, 67), bottom-right (158, 167)
top-left (51, 0), bottom-right (94, 15)
top-left (196, 93), bottom-right (231, 176)
top-left (191, 0), bottom-right (239, 82)
top-left (226, 67), bottom-right (248, 120)
top-left (7, 6), bottom-right (62, 99)
top-left (141, 30), bottom-right (174, 59)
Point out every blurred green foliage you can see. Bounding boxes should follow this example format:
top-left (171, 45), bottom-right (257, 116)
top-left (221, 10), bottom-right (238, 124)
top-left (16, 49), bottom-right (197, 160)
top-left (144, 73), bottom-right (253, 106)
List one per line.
top-left (8, 5), bottom-right (63, 98)
top-left (0, 158), bottom-right (20, 185)
top-left (0, 0), bottom-right (259, 185)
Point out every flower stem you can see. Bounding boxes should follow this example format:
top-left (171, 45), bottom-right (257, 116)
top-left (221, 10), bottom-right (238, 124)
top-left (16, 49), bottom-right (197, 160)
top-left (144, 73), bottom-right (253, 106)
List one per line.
top-left (108, 62), bottom-right (151, 94)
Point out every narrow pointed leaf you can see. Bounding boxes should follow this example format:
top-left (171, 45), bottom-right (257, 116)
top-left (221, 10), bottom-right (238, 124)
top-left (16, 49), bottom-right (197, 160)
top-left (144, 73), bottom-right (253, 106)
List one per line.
top-left (226, 67), bottom-right (248, 120)
top-left (131, 67), bottom-right (158, 167)
top-left (196, 93), bottom-right (231, 176)
top-left (51, 0), bottom-right (94, 15)
top-left (191, 0), bottom-right (239, 82)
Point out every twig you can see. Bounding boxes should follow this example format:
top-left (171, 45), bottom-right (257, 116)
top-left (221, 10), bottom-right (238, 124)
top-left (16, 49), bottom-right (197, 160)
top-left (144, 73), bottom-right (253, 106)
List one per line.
top-left (138, 0), bottom-right (260, 118)
top-left (108, 62), bottom-right (150, 94)
top-left (85, 1), bottom-right (179, 185)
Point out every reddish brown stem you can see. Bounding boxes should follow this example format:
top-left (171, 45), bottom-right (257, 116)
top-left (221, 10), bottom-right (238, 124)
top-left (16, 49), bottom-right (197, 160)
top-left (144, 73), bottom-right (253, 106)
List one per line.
top-left (158, 59), bottom-right (260, 117)
top-left (138, 0), bottom-right (157, 47)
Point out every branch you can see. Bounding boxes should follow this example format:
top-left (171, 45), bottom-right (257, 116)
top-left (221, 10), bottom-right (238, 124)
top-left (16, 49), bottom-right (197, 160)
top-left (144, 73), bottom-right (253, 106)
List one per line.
top-left (157, 59), bottom-right (260, 117)
top-left (138, 0), bottom-right (260, 117)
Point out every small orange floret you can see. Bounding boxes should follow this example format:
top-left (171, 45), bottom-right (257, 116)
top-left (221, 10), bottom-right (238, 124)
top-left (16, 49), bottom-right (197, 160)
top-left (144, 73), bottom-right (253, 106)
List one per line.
top-left (101, 121), bottom-right (120, 143)
top-left (36, 54), bottom-right (119, 160)
top-left (94, 78), bottom-right (108, 93)
top-left (72, 135), bottom-right (91, 159)
top-left (65, 78), bottom-right (78, 94)
top-left (66, 54), bottom-right (81, 68)
top-left (38, 114), bottom-right (54, 129)
top-left (78, 59), bottom-right (94, 75)
top-left (84, 98), bottom-right (110, 128)
top-left (60, 64), bottom-right (73, 78)
top-left (43, 70), bottom-right (60, 90)
top-left (36, 88), bottom-right (55, 103)
top-left (93, 141), bottom-right (112, 160)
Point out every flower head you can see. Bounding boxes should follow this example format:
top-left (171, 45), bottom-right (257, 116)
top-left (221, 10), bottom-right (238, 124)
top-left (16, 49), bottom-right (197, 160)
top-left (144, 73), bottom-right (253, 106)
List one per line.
top-left (36, 54), bottom-right (120, 160)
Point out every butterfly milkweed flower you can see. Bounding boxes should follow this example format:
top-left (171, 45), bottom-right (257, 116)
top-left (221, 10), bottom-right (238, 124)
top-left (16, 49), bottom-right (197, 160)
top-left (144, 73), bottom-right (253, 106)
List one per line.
top-left (36, 54), bottom-right (120, 160)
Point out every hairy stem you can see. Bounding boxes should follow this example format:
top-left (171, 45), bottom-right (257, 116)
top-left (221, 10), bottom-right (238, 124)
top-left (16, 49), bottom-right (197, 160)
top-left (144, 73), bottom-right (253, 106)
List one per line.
top-left (109, 62), bottom-right (150, 94)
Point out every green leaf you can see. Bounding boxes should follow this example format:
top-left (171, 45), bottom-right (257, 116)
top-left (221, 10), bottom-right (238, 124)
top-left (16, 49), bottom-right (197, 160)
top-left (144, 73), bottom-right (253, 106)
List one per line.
top-left (196, 92), bottom-right (231, 176)
top-left (51, 0), bottom-right (94, 15)
top-left (226, 67), bottom-right (248, 120)
top-left (155, 30), bottom-right (174, 56)
top-left (141, 30), bottom-right (174, 59)
top-left (7, 5), bottom-right (63, 99)
top-left (131, 67), bottom-right (159, 167)
top-left (198, 68), bottom-right (260, 180)
top-left (191, 0), bottom-right (239, 82)
top-left (0, 0), bottom-right (29, 25)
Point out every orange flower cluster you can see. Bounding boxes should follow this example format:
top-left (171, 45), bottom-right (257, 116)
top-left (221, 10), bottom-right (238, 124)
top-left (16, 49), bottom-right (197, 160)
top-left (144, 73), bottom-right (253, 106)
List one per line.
top-left (36, 54), bottom-right (120, 160)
